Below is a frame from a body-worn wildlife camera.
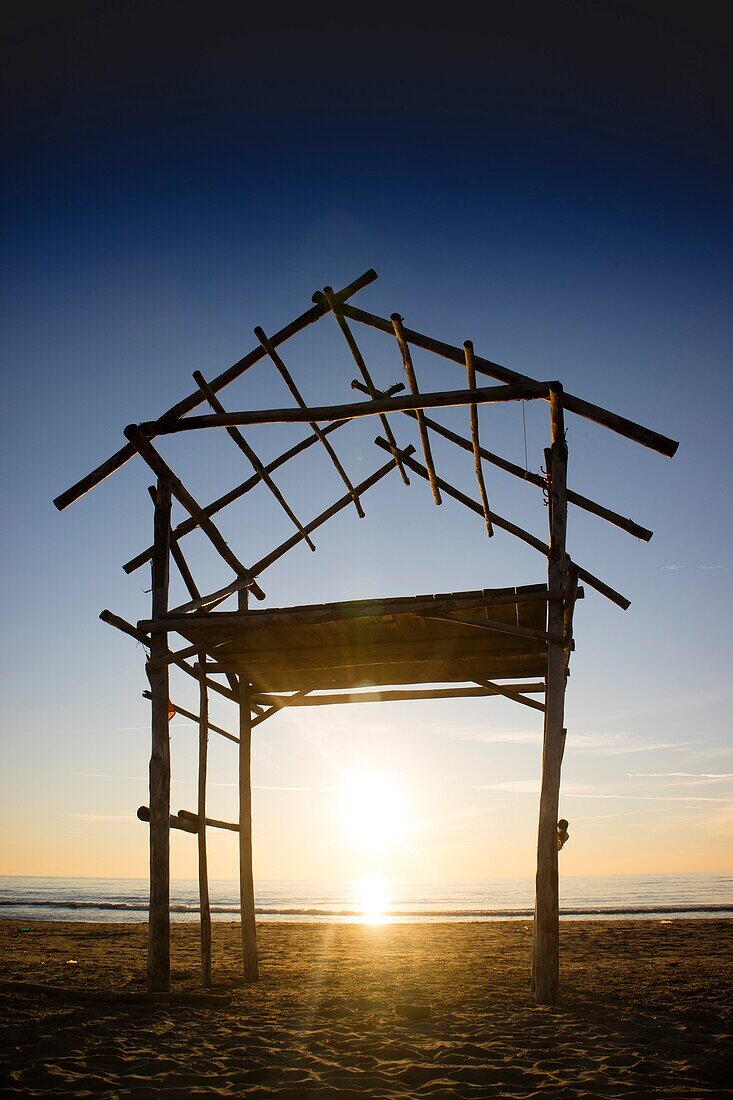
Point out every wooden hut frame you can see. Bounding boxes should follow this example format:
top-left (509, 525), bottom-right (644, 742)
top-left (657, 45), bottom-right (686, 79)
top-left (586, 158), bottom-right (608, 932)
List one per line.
top-left (54, 269), bottom-right (677, 1005)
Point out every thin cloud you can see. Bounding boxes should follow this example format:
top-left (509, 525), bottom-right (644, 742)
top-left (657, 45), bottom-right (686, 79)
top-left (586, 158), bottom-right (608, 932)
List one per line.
top-left (254, 784), bottom-right (339, 792)
top-left (19, 723), bottom-right (190, 736)
top-left (209, 782), bottom-right (338, 791)
top-left (68, 814), bottom-right (134, 822)
top-left (77, 772), bottom-right (192, 784)
top-left (476, 780), bottom-right (731, 804)
top-left (628, 772), bottom-right (733, 779)
top-left (454, 728), bottom-right (692, 756)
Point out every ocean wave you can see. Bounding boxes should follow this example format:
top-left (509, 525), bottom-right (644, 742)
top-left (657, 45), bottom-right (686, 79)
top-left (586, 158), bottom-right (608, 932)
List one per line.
top-left (1, 898), bottom-right (731, 917)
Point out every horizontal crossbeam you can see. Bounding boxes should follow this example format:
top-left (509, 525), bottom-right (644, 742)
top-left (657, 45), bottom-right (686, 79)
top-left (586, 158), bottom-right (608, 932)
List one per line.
top-left (137, 382), bottom-right (551, 436)
top-left (250, 683), bottom-right (546, 707)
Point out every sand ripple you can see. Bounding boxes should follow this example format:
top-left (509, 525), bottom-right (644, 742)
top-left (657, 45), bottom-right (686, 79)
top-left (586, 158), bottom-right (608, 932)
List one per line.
top-left (1, 919), bottom-right (731, 1097)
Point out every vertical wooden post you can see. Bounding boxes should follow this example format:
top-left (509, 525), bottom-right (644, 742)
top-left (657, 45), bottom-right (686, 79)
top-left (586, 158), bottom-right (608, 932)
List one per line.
top-left (197, 654), bottom-right (212, 988)
top-left (533, 383), bottom-right (568, 1005)
top-left (147, 476), bottom-right (172, 992)
top-left (237, 587), bottom-right (259, 981)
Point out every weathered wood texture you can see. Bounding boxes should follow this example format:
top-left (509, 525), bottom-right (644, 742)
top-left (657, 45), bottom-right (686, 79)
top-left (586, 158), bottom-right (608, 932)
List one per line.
top-left (238, 590), bottom-right (258, 983)
top-left (162, 585), bottom-right (550, 693)
top-left (137, 806), bottom-right (197, 833)
top-left (197, 657), bottom-right (212, 988)
top-left (249, 683), bottom-right (546, 707)
top-left (392, 314), bottom-right (441, 504)
top-left (178, 809), bottom-right (240, 832)
top-left (148, 586), bottom-right (573, 633)
top-left (533, 385), bottom-right (569, 1005)
top-left (147, 477), bottom-right (172, 993)
top-left (463, 341), bottom-right (494, 536)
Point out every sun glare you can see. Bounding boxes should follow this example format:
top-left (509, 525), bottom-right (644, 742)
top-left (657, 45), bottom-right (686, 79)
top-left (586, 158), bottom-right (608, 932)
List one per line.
top-left (339, 772), bottom-right (408, 856)
top-left (357, 872), bottom-right (389, 924)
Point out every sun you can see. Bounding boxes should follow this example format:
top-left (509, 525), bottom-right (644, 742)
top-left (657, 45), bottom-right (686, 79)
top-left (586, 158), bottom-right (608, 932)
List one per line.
top-left (339, 772), bottom-right (408, 856)
top-left (357, 872), bottom-right (389, 924)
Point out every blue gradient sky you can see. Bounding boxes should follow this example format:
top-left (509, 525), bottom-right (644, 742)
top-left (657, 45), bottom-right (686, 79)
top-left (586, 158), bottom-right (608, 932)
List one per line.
top-left (2, 3), bottom-right (731, 881)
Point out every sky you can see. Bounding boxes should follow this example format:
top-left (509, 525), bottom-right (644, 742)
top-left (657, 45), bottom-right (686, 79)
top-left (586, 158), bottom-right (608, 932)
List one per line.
top-left (1, 2), bottom-right (731, 886)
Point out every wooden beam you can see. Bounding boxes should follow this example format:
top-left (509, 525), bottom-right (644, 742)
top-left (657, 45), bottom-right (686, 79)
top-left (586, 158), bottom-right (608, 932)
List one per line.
top-left (250, 683), bottom-right (546, 707)
top-left (124, 426), bottom-right (266, 601)
top-left (100, 610), bottom-right (238, 705)
top-left (375, 438), bottom-right (631, 610)
top-left (474, 679), bottom-right (546, 713)
top-left (352, 379), bottom-right (652, 543)
top-left (238, 674), bottom-right (258, 983)
top-left (146, 633), bottom-right (244, 673)
top-left (254, 325), bottom-right (365, 518)
top-left (338, 300), bottom-right (679, 458)
top-left (123, 419), bottom-right (349, 575)
top-left (533, 383), bottom-right (569, 1005)
top-left (138, 381), bottom-right (551, 435)
top-left (563, 563), bottom-right (581, 672)
top-left (215, 635), bottom-right (543, 674)
top-left (464, 340), bottom-right (493, 536)
top-left (147, 476), bottom-right (172, 993)
top-left (178, 809), bottom-right (240, 833)
top-left (137, 805), bottom-right (198, 833)
top-left (0, 980), bottom-right (232, 1007)
top-left (423, 613), bottom-right (553, 643)
top-left (323, 286), bottom-right (410, 486)
top-left (197, 656), bottom-right (212, 989)
top-left (250, 688), bottom-right (312, 727)
top-left (146, 586), bottom-right (573, 634)
top-left (193, 370), bottom-right (316, 550)
top-left (165, 450), bottom-right (413, 616)
top-left (391, 314), bottom-right (441, 503)
top-left (54, 268), bottom-right (377, 510)
top-left (142, 691), bottom-right (239, 744)
top-left (145, 485), bottom-right (241, 701)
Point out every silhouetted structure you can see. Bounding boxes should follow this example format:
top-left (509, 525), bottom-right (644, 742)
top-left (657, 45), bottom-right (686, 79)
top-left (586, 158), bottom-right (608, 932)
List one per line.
top-left (54, 269), bottom-right (677, 1004)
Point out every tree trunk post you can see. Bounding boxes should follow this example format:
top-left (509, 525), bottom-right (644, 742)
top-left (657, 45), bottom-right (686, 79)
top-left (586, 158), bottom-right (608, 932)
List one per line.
top-left (533, 383), bottom-right (569, 1005)
top-left (197, 654), bottom-right (212, 988)
top-left (237, 587), bottom-right (259, 981)
top-left (147, 475), bottom-right (172, 992)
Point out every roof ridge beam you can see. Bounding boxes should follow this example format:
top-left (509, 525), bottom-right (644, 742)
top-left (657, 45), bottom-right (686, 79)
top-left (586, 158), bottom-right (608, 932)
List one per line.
top-left (335, 300), bottom-right (678, 458)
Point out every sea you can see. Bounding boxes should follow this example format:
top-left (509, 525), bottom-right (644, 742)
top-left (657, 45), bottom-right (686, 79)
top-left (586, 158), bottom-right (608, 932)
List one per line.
top-left (1, 874), bottom-right (731, 924)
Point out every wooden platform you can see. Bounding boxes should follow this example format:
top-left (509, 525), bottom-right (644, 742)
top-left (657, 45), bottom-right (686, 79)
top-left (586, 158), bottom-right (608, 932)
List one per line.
top-left (159, 584), bottom-right (554, 692)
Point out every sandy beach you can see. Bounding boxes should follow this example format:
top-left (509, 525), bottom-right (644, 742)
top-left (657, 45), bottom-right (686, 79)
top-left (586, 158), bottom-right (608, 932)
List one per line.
top-left (1, 918), bottom-right (731, 1097)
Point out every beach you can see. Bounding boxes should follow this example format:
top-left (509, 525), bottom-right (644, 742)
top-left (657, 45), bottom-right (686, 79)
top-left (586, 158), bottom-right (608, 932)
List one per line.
top-left (1, 919), bottom-right (731, 1097)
